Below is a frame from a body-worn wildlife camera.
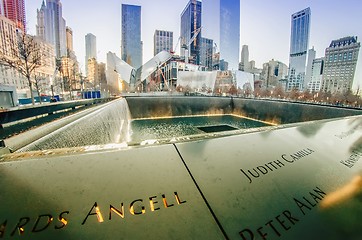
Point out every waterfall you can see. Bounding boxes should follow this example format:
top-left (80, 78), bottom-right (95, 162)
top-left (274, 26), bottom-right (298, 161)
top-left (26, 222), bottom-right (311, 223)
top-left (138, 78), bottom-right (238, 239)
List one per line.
top-left (18, 98), bottom-right (133, 152)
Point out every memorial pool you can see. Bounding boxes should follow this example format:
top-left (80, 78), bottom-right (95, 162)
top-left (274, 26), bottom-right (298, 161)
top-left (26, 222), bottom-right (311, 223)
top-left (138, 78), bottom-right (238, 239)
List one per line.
top-left (0, 97), bottom-right (361, 239)
top-left (130, 115), bottom-right (271, 143)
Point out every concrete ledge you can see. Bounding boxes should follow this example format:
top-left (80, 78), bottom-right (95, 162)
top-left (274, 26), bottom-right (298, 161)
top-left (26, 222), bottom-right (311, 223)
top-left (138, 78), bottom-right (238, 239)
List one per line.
top-left (126, 96), bottom-right (362, 123)
top-left (0, 116), bottom-right (361, 239)
top-left (3, 99), bottom-right (120, 152)
top-left (0, 98), bottom-right (114, 126)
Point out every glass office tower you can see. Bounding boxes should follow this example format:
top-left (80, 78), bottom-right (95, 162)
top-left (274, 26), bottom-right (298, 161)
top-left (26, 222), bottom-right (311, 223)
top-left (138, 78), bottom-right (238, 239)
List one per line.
top-left (85, 33), bottom-right (97, 76)
top-left (121, 4), bottom-right (142, 69)
top-left (287, 7), bottom-right (311, 91)
top-left (220, 0), bottom-right (240, 70)
top-left (180, 0), bottom-right (202, 65)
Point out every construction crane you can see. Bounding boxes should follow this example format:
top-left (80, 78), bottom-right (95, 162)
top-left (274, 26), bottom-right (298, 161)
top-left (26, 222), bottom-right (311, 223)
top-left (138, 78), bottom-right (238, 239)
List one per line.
top-left (171, 36), bottom-right (182, 55)
top-left (193, 0), bottom-right (197, 48)
top-left (182, 27), bottom-right (201, 64)
top-left (214, 42), bottom-right (218, 53)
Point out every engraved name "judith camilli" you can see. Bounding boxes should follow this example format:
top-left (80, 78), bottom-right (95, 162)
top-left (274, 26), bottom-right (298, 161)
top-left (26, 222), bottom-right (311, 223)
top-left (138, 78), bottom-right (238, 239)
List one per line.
top-left (240, 148), bottom-right (315, 183)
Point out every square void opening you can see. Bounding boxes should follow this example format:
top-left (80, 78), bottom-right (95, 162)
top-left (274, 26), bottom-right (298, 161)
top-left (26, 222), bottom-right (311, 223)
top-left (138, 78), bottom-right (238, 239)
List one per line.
top-left (197, 125), bottom-right (239, 133)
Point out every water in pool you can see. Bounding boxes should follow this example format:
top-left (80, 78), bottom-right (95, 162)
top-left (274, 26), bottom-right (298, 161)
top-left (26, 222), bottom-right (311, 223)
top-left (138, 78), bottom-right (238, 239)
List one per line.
top-left (130, 115), bottom-right (271, 143)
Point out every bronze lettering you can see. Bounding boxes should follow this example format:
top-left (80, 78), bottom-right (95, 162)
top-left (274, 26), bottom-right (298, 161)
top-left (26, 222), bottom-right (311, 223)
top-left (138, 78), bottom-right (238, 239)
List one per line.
top-left (149, 196), bottom-right (160, 212)
top-left (129, 199), bottom-right (145, 215)
top-left (82, 202), bottom-right (104, 225)
top-left (32, 214), bottom-right (53, 233)
top-left (55, 211), bottom-right (69, 229)
top-left (10, 217), bottom-right (30, 236)
top-left (162, 194), bottom-right (174, 208)
top-left (174, 192), bottom-right (186, 205)
top-left (109, 204), bottom-right (125, 220)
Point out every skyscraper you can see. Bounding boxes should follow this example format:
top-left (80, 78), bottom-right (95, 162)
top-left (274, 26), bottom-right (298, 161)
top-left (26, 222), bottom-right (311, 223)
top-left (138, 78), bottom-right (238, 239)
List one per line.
top-left (307, 57), bottom-right (324, 93)
top-left (305, 47), bottom-right (316, 89)
top-left (322, 36), bottom-right (360, 94)
top-left (239, 45), bottom-right (250, 71)
top-left (220, 0), bottom-right (240, 70)
top-left (36, 0), bottom-right (67, 58)
top-left (85, 33), bottom-right (97, 75)
top-left (200, 37), bottom-right (213, 70)
top-left (0, 14), bottom-right (27, 90)
top-left (261, 60), bottom-right (288, 88)
top-left (1, 0), bottom-right (26, 32)
top-left (154, 30), bottom-right (173, 56)
top-left (180, 0), bottom-right (202, 65)
top-left (287, 7), bottom-right (311, 91)
top-left (121, 4), bottom-right (142, 69)
top-left (0, 1), bottom-right (4, 15)
top-left (66, 27), bottom-right (73, 52)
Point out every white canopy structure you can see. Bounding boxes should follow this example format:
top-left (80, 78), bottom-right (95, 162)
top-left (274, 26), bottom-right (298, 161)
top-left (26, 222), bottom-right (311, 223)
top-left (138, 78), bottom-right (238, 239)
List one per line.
top-left (177, 71), bottom-right (218, 90)
top-left (135, 51), bottom-right (172, 84)
top-left (235, 71), bottom-right (254, 91)
top-left (106, 52), bottom-right (135, 84)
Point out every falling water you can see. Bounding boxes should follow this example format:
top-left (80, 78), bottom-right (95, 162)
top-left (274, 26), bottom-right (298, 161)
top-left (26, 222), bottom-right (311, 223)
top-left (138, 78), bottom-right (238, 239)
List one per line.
top-left (18, 98), bottom-right (132, 151)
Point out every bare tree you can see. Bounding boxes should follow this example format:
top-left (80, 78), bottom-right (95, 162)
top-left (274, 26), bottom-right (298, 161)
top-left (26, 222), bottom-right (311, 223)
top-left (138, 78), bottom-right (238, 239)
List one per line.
top-left (287, 87), bottom-right (300, 101)
top-left (34, 74), bottom-right (44, 104)
top-left (0, 31), bottom-right (42, 105)
top-left (228, 84), bottom-right (238, 96)
top-left (272, 85), bottom-right (286, 99)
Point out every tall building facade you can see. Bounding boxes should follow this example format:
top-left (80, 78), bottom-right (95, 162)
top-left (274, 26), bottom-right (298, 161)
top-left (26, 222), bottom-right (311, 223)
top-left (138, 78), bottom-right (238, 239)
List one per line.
top-left (239, 45), bottom-right (250, 71)
top-left (87, 58), bottom-right (98, 86)
top-left (200, 37), bottom-right (213, 70)
top-left (287, 7), bottom-right (311, 91)
top-left (321, 36), bottom-right (360, 94)
top-left (0, 14), bottom-right (55, 93)
top-left (261, 59), bottom-right (288, 88)
top-left (307, 57), bottom-right (324, 92)
top-left (36, 0), bottom-right (67, 58)
top-left (0, 0), bottom-right (26, 32)
top-left (0, 14), bottom-right (26, 89)
top-left (60, 27), bottom-right (79, 90)
top-left (220, 0), bottom-right (240, 70)
top-left (180, 0), bottom-right (202, 65)
top-left (0, 1), bottom-right (4, 15)
top-left (66, 26), bottom-right (73, 52)
top-left (304, 47), bottom-right (316, 89)
top-left (66, 27), bottom-right (77, 64)
top-left (85, 33), bottom-right (97, 76)
top-left (154, 30), bottom-right (173, 56)
top-left (121, 4), bottom-right (142, 69)
top-left (33, 36), bottom-right (56, 95)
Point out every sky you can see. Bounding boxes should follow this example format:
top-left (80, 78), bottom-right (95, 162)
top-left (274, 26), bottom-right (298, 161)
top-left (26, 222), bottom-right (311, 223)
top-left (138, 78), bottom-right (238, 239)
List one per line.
top-left (25, 0), bottom-right (362, 90)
